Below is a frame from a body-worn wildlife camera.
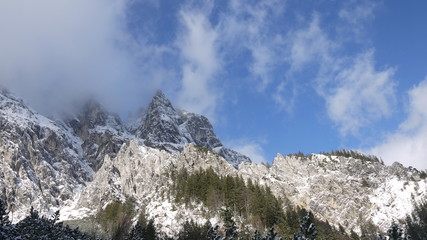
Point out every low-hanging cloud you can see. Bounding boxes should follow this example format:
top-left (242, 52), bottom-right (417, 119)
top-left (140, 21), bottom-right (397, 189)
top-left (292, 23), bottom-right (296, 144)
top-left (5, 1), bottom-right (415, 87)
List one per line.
top-left (0, 0), bottom-right (170, 117)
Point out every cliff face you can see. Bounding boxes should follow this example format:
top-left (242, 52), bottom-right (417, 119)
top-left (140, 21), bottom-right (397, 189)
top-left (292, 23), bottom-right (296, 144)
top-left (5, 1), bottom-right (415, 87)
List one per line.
top-left (0, 90), bottom-right (93, 220)
top-left (0, 90), bottom-right (249, 222)
top-left (241, 153), bottom-right (426, 232)
top-left (76, 141), bottom-right (426, 235)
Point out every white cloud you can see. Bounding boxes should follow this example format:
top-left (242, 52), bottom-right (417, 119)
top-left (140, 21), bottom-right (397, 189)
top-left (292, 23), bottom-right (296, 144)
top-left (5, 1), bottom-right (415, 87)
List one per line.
top-left (338, 0), bottom-right (377, 42)
top-left (323, 51), bottom-right (396, 135)
top-left (0, 0), bottom-right (173, 117)
top-left (175, 7), bottom-right (220, 121)
top-left (369, 79), bottom-right (427, 170)
top-left (219, 0), bottom-right (285, 90)
top-left (227, 139), bottom-right (267, 164)
top-left (288, 14), bottom-right (334, 72)
top-left (272, 81), bottom-right (297, 113)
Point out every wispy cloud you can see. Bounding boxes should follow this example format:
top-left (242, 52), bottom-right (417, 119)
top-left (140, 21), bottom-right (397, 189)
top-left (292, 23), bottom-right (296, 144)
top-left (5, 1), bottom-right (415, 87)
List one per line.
top-left (287, 14), bottom-right (335, 72)
top-left (285, 12), bottom-right (396, 135)
top-left (219, 0), bottom-right (285, 90)
top-left (175, 6), bottom-right (221, 121)
top-left (369, 79), bottom-right (427, 170)
top-left (338, 0), bottom-right (377, 42)
top-left (322, 51), bottom-right (396, 135)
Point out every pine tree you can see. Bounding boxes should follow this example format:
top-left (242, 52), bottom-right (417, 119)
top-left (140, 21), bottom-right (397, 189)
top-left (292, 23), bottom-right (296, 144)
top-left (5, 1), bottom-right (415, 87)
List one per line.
top-left (293, 212), bottom-right (318, 240)
top-left (207, 225), bottom-right (221, 240)
top-left (222, 207), bottom-right (239, 239)
top-left (0, 199), bottom-right (10, 227)
top-left (406, 200), bottom-right (427, 240)
top-left (252, 230), bottom-right (262, 240)
top-left (379, 222), bottom-right (411, 240)
top-left (263, 227), bottom-right (282, 240)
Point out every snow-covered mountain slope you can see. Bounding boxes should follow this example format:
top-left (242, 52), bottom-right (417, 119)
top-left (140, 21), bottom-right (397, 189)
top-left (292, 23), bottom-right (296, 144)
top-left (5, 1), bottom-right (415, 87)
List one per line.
top-left (0, 90), bottom-right (93, 221)
top-left (75, 141), bottom-right (236, 236)
top-left (132, 91), bottom-right (251, 167)
top-left (0, 89), bottom-right (250, 222)
top-left (240, 153), bottom-right (427, 232)
top-left (70, 140), bottom-right (426, 236)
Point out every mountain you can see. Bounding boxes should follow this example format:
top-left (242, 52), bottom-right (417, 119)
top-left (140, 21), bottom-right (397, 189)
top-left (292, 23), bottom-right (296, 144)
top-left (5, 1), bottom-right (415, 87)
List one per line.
top-left (132, 91), bottom-right (251, 167)
top-left (0, 89), bottom-right (426, 238)
top-left (64, 99), bottom-right (130, 171)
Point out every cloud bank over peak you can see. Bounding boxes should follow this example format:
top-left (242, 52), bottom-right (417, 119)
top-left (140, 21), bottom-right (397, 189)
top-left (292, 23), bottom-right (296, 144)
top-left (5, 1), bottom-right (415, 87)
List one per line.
top-left (0, 0), bottom-right (146, 115)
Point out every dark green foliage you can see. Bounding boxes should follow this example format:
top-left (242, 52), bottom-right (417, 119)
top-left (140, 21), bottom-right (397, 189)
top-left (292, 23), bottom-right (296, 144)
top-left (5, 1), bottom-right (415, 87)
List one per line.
top-left (264, 227), bottom-right (281, 240)
top-left (126, 219), bottom-right (156, 240)
top-left (177, 220), bottom-right (211, 240)
top-left (321, 150), bottom-right (381, 163)
top-left (0, 199), bottom-right (10, 227)
top-left (207, 225), bottom-right (221, 240)
top-left (97, 199), bottom-right (135, 240)
top-left (349, 229), bottom-right (360, 240)
top-left (287, 152), bottom-right (306, 158)
top-left (379, 222), bottom-right (411, 240)
top-left (222, 208), bottom-right (239, 238)
top-left (172, 168), bottom-right (284, 230)
top-left (420, 171), bottom-right (427, 179)
top-left (252, 230), bottom-right (262, 240)
top-left (126, 211), bottom-right (156, 240)
top-left (361, 179), bottom-right (370, 188)
top-left (359, 218), bottom-right (379, 240)
top-left (0, 206), bottom-right (93, 239)
top-left (292, 212), bottom-right (318, 240)
top-left (406, 200), bottom-right (427, 240)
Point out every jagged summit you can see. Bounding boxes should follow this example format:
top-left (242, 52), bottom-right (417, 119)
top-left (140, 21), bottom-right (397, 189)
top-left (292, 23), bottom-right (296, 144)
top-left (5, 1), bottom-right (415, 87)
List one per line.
top-left (134, 90), bottom-right (251, 167)
top-left (136, 90), bottom-right (184, 146)
top-left (64, 99), bottom-right (130, 171)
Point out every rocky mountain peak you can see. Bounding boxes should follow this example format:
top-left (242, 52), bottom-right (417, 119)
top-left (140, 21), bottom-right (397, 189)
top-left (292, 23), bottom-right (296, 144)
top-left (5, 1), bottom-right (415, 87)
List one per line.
top-left (150, 90), bottom-right (176, 114)
top-left (136, 91), bottom-right (183, 146)
top-left (134, 91), bottom-right (251, 167)
top-left (64, 99), bottom-right (129, 171)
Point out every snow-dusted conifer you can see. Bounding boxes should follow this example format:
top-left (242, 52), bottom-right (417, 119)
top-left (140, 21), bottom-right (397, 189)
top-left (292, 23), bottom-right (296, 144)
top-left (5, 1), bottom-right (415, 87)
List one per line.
top-left (379, 222), bottom-right (411, 240)
top-left (293, 212), bottom-right (317, 240)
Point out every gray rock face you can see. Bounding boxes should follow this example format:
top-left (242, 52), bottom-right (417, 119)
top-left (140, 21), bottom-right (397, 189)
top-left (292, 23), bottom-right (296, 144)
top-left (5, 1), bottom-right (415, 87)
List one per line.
top-left (75, 141), bottom-right (427, 236)
top-left (134, 91), bottom-right (250, 167)
top-left (64, 100), bottom-right (129, 171)
top-left (239, 153), bottom-right (427, 232)
top-left (0, 90), bottom-right (93, 220)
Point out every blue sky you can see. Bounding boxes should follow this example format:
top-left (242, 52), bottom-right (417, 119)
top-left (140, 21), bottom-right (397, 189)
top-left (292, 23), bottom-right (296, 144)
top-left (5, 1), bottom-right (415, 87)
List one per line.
top-left (0, 0), bottom-right (426, 170)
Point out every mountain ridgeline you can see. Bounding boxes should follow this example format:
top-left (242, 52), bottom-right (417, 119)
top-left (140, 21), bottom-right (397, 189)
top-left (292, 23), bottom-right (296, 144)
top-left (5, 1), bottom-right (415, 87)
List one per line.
top-left (0, 89), bottom-right (426, 239)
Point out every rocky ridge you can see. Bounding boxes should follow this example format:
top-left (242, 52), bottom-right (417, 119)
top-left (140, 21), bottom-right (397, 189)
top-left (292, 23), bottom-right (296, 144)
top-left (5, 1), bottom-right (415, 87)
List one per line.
top-left (74, 141), bottom-right (426, 236)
